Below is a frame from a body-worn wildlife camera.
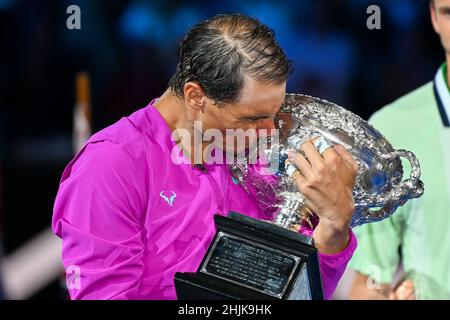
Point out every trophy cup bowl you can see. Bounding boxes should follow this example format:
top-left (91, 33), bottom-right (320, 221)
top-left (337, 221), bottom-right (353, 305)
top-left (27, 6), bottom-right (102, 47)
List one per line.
top-left (230, 93), bottom-right (425, 229)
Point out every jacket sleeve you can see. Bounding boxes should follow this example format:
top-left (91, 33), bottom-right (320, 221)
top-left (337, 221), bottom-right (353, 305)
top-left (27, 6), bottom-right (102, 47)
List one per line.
top-left (52, 141), bottom-right (147, 299)
top-left (316, 229), bottom-right (358, 299)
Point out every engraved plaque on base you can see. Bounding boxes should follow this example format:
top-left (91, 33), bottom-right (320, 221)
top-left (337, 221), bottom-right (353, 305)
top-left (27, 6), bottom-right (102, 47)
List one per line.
top-left (174, 211), bottom-right (323, 300)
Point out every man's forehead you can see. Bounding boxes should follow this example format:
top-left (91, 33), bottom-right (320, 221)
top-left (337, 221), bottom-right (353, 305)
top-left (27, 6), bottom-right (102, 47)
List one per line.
top-left (435, 0), bottom-right (450, 8)
top-left (233, 78), bottom-right (286, 116)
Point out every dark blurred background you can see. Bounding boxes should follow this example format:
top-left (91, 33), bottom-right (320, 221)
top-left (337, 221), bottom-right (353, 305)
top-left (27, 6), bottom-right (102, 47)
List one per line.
top-left (0, 0), bottom-right (443, 299)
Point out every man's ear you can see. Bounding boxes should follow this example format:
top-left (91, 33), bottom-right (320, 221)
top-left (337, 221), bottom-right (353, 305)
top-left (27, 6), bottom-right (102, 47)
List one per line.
top-left (431, 2), bottom-right (440, 34)
top-left (183, 82), bottom-right (206, 113)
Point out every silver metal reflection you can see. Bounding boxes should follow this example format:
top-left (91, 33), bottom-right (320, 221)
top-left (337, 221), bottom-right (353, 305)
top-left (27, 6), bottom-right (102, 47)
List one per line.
top-left (230, 94), bottom-right (424, 229)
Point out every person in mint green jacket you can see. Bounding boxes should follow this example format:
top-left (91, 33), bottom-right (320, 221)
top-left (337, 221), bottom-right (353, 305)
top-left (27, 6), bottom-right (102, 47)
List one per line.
top-left (349, 0), bottom-right (450, 300)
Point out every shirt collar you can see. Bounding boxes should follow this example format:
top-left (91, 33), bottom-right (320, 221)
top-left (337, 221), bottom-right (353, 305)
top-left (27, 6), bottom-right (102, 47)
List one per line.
top-left (433, 63), bottom-right (450, 127)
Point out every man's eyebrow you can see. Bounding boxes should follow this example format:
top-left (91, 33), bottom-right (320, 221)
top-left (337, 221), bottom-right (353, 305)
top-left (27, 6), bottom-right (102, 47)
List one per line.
top-left (242, 102), bottom-right (283, 120)
top-left (438, 6), bottom-right (450, 13)
top-left (244, 114), bottom-right (276, 120)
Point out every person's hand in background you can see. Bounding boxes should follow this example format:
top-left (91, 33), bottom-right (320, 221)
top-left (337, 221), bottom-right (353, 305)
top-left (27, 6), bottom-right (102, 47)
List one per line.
top-left (389, 279), bottom-right (416, 300)
top-left (349, 272), bottom-right (416, 300)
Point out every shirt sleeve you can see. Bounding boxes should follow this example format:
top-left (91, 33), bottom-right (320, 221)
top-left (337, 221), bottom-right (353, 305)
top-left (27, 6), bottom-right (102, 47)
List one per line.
top-left (347, 211), bottom-right (403, 284)
top-left (316, 229), bottom-right (358, 300)
top-left (52, 140), bottom-right (147, 299)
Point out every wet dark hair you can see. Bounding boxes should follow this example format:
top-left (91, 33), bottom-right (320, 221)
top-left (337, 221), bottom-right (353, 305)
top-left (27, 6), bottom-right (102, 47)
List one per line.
top-left (168, 14), bottom-right (294, 105)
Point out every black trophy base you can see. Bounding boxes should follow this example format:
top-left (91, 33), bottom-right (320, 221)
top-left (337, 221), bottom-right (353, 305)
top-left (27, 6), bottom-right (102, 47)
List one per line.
top-left (174, 211), bottom-right (323, 300)
top-left (174, 272), bottom-right (270, 300)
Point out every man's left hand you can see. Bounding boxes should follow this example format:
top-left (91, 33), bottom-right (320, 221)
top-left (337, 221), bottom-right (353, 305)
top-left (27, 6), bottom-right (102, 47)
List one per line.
top-left (289, 141), bottom-right (358, 254)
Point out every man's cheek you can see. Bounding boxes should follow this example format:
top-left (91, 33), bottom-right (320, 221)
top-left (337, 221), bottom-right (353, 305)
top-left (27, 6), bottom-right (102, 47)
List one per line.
top-left (443, 36), bottom-right (450, 52)
top-left (442, 24), bottom-right (450, 40)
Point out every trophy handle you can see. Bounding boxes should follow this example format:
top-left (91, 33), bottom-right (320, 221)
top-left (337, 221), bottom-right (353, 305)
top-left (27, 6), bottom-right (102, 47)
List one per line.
top-left (355, 150), bottom-right (424, 226)
top-left (381, 149), bottom-right (424, 197)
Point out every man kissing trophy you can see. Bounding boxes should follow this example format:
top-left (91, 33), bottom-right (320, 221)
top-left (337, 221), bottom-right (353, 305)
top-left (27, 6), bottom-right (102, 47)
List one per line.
top-left (174, 94), bottom-right (425, 300)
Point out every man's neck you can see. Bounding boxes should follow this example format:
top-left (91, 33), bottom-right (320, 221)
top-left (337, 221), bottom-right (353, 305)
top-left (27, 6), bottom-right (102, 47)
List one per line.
top-left (153, 90), bottom-right (208, 165)
top-left (445, 54), bottom-right (450, 89)
top-left (153, 89), bottom-right (185, 132)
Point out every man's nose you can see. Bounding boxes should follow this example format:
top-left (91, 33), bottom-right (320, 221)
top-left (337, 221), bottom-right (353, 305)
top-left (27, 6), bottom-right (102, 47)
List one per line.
top-left (257, 118), bottom-right (276, 137)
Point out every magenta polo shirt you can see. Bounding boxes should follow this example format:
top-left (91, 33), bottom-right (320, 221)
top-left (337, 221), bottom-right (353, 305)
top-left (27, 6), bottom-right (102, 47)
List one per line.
top-left (52, 100), bottom-right (357, 300)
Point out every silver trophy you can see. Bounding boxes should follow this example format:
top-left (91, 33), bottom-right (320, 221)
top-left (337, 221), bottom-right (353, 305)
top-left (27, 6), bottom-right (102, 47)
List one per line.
top-left (230, 94), bottom-right (425, 229)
